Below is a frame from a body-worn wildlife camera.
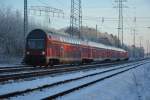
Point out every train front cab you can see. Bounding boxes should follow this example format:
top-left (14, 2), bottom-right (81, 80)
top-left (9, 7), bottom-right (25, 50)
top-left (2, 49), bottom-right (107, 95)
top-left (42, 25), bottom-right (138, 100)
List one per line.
top-left (25, 29), bottom-right (47, 66)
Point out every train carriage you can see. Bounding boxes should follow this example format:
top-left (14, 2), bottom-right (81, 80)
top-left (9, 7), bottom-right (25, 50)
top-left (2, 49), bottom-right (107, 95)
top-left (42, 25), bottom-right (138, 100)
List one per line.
top-left (24, 29), bottom-right (129, 66)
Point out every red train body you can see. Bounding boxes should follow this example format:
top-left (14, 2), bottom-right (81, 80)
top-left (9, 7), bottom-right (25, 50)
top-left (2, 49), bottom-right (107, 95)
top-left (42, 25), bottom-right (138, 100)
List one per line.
top-left (24, 29), bottom-right (129, 66)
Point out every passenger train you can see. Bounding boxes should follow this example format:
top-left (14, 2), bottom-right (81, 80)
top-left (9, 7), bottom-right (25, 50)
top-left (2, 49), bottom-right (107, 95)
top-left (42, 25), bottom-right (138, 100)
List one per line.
top-left (24, 29), bottom-right (129, 66)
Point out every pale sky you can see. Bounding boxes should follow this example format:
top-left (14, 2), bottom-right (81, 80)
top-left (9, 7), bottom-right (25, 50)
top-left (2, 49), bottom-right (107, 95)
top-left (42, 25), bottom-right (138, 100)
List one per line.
top-left (0, 0), bottom-right (150, 51)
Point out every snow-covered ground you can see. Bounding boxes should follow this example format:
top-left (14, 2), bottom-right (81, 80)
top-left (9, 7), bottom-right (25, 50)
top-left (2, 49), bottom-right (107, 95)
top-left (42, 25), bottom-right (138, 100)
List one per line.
top-left (0, 60), bottom-right (150, 100)
top-left (0, 63), bottom-right (133, 96)
top-left (57, 62), bottom-right (150, 100)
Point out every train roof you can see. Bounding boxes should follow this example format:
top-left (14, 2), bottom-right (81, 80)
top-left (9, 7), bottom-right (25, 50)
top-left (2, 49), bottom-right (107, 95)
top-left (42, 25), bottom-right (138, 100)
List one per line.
top-left (28, 29), bottom-right (126, 52)
top-left (88, 41), bottom-right (125, 52)
top-left (47, 30), bottom-right (126, 52)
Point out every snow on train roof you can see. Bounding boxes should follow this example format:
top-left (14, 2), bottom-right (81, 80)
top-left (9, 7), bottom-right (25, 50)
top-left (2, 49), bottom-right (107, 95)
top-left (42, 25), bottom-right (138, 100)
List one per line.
top-left (88, 41), bottom-right (125, 52)
top-left (47, 31), bottom-right (81, 44)
top-left (47, 31), bottom-right (126, 52)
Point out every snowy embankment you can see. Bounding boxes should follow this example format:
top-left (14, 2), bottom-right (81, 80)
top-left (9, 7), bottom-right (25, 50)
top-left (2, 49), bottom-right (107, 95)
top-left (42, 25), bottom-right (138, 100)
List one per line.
top-left (57, 62), bottom-right (150, 100)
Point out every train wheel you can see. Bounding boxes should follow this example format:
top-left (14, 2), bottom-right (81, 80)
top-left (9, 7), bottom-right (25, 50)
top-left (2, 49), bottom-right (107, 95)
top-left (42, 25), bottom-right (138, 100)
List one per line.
top-left (49, 60), bottom-right (54, 66)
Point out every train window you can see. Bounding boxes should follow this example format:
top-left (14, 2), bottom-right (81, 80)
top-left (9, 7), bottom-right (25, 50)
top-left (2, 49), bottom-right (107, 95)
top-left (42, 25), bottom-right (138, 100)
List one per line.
top-left (27, 39), bottom-right (44, 49)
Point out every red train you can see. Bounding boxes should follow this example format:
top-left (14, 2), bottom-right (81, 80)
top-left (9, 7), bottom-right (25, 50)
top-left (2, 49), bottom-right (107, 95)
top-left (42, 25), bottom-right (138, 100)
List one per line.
top-left (24, 29), bottom-right (129, 66)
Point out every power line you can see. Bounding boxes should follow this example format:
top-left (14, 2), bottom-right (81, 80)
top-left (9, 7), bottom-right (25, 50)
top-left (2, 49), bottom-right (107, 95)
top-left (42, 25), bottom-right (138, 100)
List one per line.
top-left (29, 6), bottom-right (64, 29)
top-left (29, 6), bottom-right (64, 16)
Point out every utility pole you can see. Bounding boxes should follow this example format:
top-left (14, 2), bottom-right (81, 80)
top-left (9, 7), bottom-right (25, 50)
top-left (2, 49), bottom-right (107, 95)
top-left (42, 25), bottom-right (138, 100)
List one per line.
top-left (24, 0), bottom-right (28, 56)
top-left (147, 27), bottom-right (150, 57)
top-left (24, 0), bottom-right (28, 38)
top-left (133, 17), bottom-right (136, 58)
top-left (133, 28), bottom-right (136, 58)
top-left (70, 0), bottom-right (82, 38)
top-left (147, 40), bottom-right (149, 56)
top-left (100, 17), bottom-right (104, 33)
top-left (96, 24), bottom-right (98, 39)
top-left (121, 1), bottom-right (124, 47)
top-left (114, 0), bottom-right (127, 48)
top-left (139, 36), bottom-right (142, 48)
top-left (79, 0), bottom-right (82, 37)
top-left (118, 0), bottom-right (121, 47)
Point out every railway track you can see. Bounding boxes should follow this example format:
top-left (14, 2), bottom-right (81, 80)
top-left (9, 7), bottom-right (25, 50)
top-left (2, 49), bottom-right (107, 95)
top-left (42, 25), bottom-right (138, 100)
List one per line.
top-left (0, 59), bottom-right (149, 99)
top-left (0, 62), bottom-right (112, 74)
top-left (0, 60), bottom-right (135, 83)
top-left (0, 59), bottom-right (147, 83)
top-left (0, 66), bottom-right (39, 74)
top-left (43, 62), bottom-right (148, 100)
top-left (0, 61), bottom-right (123, 74)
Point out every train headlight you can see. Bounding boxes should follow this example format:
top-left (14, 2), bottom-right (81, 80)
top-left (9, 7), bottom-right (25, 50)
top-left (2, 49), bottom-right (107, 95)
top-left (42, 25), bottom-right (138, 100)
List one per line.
top-left (42, 51), bottom-right (45, 55)
top-left (26, 51), bottom-right (30, 55)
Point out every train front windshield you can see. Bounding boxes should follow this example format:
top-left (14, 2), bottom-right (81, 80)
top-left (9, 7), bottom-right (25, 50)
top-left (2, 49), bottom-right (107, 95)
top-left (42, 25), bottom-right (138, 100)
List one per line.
top-left (27, 39), bottom-right (45, 49)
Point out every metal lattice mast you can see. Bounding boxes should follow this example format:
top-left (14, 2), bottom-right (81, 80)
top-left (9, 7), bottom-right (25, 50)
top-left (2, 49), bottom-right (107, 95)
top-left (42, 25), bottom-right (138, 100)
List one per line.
top-left (24, 0), bottom-right (28, 39)
top-left (121, 1), bottom-right (124, 47)
top-left (79, 0), bottom-right (82, 37)
top-left (23, 0), bottom-right (28, 56)
top-left (114, 0), bottom-right (127, 47)
top-left (118, 0), bottom-right (123, 47)
top-left (70, 0), bottom-right (82, 38)
top-left (118, 0), bottom-right (121, 47)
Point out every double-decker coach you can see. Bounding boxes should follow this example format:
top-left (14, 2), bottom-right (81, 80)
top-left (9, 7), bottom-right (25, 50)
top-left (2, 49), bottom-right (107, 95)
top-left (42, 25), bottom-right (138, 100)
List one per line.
top-left (24, 29), bottom-right (129, 66)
